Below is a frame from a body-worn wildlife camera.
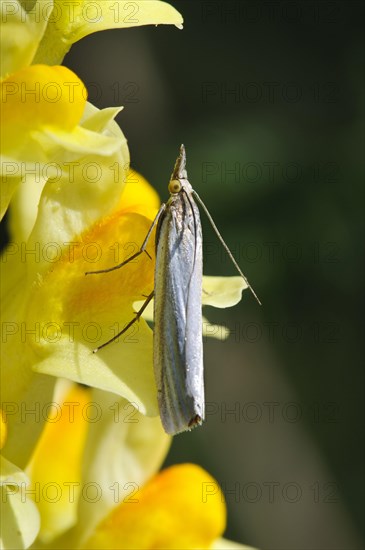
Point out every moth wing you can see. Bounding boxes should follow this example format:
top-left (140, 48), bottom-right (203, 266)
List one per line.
top-left (153, 196), bottom-right (204, 434)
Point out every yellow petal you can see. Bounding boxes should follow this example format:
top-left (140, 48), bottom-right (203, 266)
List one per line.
top-left (0, 345), bottom-right (56, 469)
top-left (34, 0), bottom-right (183, 65)
top-left (1, 65), bottom-right (86, 136)
top-left (26, 382), bottom-right (91, 543)
top-left (7, 101), bottom-right (128, 244)
top-left (22, 173), bottom-right (158, 415)
top-left (0, 456), bottom-right (40, 549)
top-left (0, 0), bottom-right (51, 77)
top-left (74, 391), bottom-right (171, 545)
top-left (84, 464), bottom-right (226, 550)
top-left (212, 539), bottom-right (259, 550)
top-left (0, 409), bottom-right (7, 450)
top-left (116, 169), bottom-right (160, 219)
top-left (1, 108), bottom-right (133, 465)
top-left (0, 65), bottom-right (87, 219)
top-left (202, 276), bottom-right (248, 308)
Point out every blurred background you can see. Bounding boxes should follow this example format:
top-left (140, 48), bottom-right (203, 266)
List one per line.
top-left (4, 1), bottom-right (364, 548)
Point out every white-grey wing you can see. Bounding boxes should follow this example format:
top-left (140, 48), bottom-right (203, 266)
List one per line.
top-left (153, 192), bottom-right (204, 435)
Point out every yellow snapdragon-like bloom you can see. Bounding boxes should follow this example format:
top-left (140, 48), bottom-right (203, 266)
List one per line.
top-left (84, 463), bottom-right (226, 550)
top-left (22, 383), bottom-right (254, 550)
top-left (25, 382), bottom-right (171, 546)
top-left (0, 411), bottom-right (40, 549)
top-left (0, 0), bottom-right (183, 76)
top-left (0, 65), bottom-right (127, 220)
top-left (0, 0), bottom-right (183, 218)
top-left (1, 0), bottom-right (184, 475)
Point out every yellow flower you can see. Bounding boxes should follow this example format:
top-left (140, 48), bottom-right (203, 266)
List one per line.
top-left (0, 411), bottom-right (40, 549)
top-left (26, 382), bottom-right (171, 546)
top-left (0, 0), bottom-right (183, 76)
top-left (84, 463), bottom-right (226, 550)
top-left (33, 0), bottom-right (184, 65)
top-left (22, 383), bottom-right (255, 549)
top-left (0, 0), bottom-right (183, 219)
top-left (0, 64), bottom-right (128, 220)
top-left (25, 382), bottom-right (90, 542)
top-left (0, 164), bottom-right (154, 467)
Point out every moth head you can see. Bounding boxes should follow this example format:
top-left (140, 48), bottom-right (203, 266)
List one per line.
top-left (168, 178), bottom-right (182, 194)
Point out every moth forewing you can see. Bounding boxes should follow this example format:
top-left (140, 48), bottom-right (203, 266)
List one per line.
top-left (153, 180), bottom-right (204, 435)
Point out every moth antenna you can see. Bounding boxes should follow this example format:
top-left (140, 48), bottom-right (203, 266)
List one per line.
top-left (192, 190), bottom-right (262, 305)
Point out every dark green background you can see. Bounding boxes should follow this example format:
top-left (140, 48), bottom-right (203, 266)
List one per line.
top-left (4, 1), bottom-right (364, 548)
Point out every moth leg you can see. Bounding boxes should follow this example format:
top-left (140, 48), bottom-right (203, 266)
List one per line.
top-left (85, 203), bottom-right (166, 275)
top-left (93, 291), bottom-right (154, 353)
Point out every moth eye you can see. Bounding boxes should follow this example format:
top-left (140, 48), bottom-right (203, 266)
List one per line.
top-left (168, 179), bottom-right (181, 193)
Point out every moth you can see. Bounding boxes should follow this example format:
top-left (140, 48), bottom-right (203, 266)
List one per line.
top-left (86, 145), bottom-right (259, 434)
